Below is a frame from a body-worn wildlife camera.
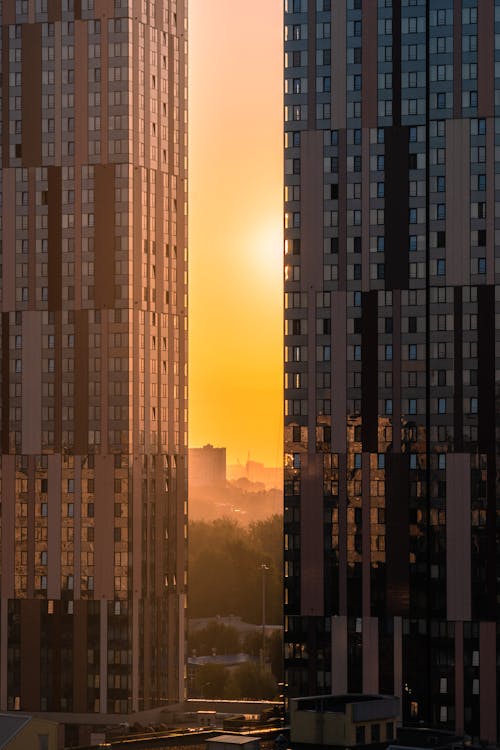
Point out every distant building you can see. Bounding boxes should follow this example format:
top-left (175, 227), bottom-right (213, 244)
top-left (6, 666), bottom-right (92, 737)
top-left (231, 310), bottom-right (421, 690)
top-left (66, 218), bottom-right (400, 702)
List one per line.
top-left (227, 461), bottom-right (281, 490)
top-left (290, 694), bottom-right (399, 749)
top-left (245, 462), bottom-right (282, 490)
top-left (190, 615), bottom-right (282, 637)
top-left (190, 445), bottom-right (227, 487)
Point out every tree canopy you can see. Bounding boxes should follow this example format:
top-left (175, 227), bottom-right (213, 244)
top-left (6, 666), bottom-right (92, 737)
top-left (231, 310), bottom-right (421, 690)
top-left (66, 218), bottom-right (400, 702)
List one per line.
top-left (188, 515), bottom-right (283, 625)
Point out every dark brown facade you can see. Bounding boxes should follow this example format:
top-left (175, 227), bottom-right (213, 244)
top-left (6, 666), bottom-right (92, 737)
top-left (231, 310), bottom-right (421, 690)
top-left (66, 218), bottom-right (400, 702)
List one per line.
top-left (0, 0), bottom-right (188, 713)
top-left (284, 0), bottom-right (499, 742)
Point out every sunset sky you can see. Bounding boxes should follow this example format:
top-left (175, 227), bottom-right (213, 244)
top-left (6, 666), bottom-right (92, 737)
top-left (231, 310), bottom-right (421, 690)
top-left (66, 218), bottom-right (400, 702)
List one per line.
top-left (188, 1), bottom-right (283, 468)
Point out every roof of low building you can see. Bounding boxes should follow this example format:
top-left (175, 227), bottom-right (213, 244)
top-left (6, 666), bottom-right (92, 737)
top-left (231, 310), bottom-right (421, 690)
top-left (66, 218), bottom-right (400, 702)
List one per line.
top-left (0, 713), bottom-right (32, 749)
top-left (206, 736), bottom-right (261, 746)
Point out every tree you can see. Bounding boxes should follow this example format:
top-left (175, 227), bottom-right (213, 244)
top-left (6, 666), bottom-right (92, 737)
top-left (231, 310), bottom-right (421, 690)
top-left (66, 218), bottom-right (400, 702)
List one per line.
top-left (193, 663), bottom-right (227, 698)
top-left (224, 662), bottom-right (278, 701)
top-left (188, 622), bottom-right (241, 656)
top-left (267, 630), bottom-right (283, 683)
top-left (189, 515), bottom-right (283, 624)
top-left (242, 630), bottom-right (262, 658)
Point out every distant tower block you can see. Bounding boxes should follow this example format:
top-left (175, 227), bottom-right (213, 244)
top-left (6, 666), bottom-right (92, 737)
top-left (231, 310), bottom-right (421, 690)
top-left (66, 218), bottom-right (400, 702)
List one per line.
top-left (189, 445), bottom-right (227, 487)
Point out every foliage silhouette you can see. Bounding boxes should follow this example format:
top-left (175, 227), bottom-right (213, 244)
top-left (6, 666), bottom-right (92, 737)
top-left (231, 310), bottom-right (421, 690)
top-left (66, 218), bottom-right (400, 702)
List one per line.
top-left (189, 515), bottom-right (283, 624)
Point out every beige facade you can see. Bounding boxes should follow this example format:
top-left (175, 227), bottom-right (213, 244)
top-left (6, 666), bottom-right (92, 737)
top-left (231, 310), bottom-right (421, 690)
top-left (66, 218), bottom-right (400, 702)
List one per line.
top-left (0, 714), bottom-right (59, 749)
top-left (0, 0), bottom-right (187, 714)
top-left (290, 695), bottom-right (400, 748)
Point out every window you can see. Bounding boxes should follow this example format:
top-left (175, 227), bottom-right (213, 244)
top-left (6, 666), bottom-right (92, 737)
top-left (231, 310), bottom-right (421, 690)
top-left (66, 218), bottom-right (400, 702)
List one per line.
top-left (436, 258), bottom-right (445, 275)
top-left (438, 398), bottom-right (446, 414)
top-left (463, 7), bottom-right (477, 25)
top-left (356, 726), bottom-right (366, 745)
top-left (371, 724), bottom-right (380, 742)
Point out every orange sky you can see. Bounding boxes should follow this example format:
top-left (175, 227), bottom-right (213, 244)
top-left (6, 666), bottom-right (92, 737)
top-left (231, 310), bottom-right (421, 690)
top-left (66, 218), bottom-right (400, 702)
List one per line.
top-left (188, 1), bottom-right (283, 468)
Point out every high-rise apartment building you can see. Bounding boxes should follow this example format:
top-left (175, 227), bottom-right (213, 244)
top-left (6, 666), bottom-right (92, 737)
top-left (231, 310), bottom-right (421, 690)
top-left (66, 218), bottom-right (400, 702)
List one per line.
top-left (0, 0), bottom-right (188, 713)
top-left (284, 0), bottom-right (499, 742)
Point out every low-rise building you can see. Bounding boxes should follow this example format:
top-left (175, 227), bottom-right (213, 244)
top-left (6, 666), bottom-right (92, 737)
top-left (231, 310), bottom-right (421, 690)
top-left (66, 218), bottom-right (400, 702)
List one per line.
top-left (290, 694), bottom-right (400, 748)
top-left (206, 736), bottom-right (261, 750)
top-left (0, 713), bottom-right (59, 749)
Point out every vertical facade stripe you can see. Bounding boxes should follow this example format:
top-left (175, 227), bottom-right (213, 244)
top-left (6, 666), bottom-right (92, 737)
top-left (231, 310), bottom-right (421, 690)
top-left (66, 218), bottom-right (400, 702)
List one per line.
top-left (477, 1), bottom-right (494, 119)
top-left (21, 23), bottom-right (42, 167)
top-left (446, 454), bottom-right (471, 621)
top-left (445, 119), bottom-right (470, 286)
top-left (94, 165), bottom-right (116, 309)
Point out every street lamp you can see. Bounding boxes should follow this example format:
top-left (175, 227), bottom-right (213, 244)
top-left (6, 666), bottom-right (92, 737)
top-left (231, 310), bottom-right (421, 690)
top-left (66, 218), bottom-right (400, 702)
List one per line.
top-left (260, 562), bottom-right (270, 666)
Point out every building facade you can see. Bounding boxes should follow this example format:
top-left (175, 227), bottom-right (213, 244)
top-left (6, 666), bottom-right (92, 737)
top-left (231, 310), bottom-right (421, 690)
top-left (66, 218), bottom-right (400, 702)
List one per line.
top-left (0, 0), bottom-right (188, 713)
top-left (284, 0), bottom-right (499, 742)
top-left (189, 444), bottom-right (226, 488)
